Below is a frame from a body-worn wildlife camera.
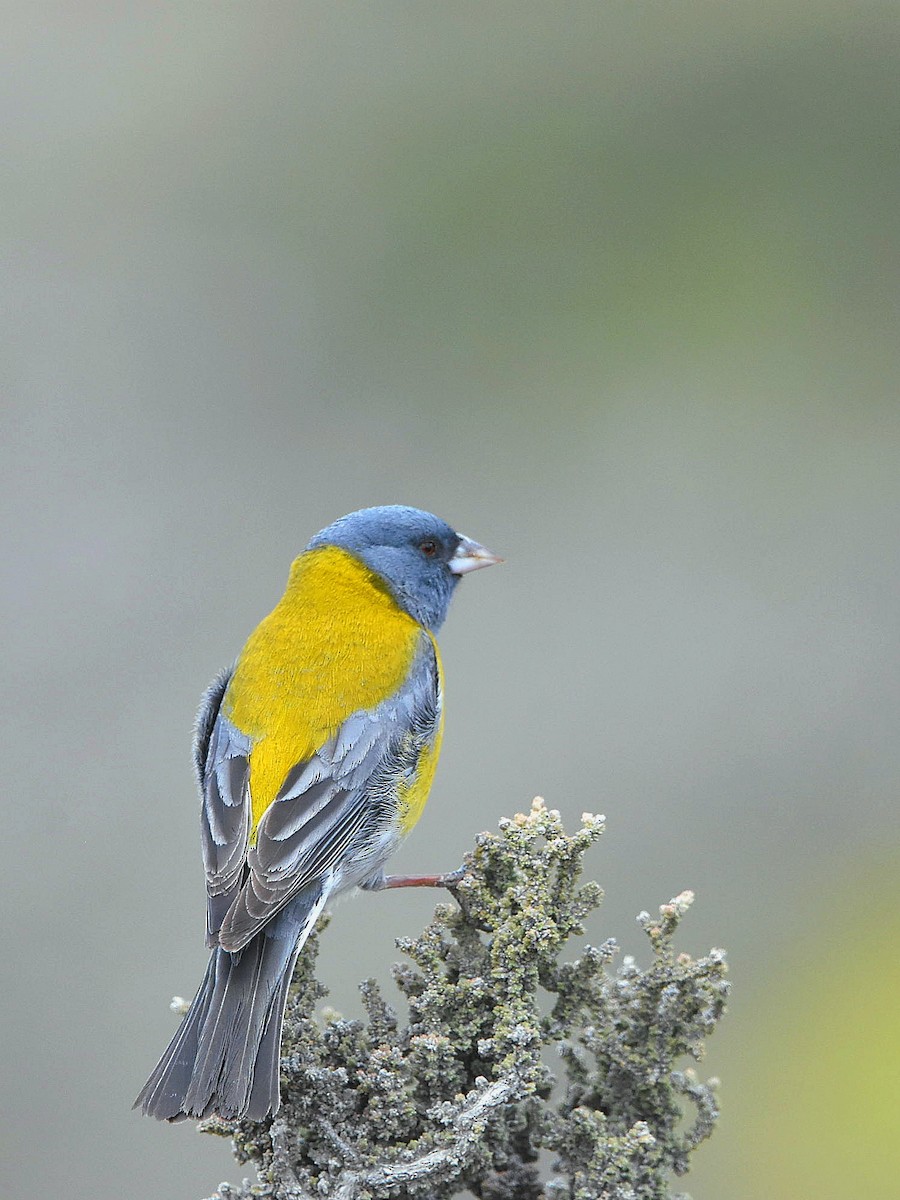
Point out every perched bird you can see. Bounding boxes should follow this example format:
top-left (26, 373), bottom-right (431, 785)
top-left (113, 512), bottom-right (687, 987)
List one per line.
top-left (135, 505), bottom-right (501, 1122)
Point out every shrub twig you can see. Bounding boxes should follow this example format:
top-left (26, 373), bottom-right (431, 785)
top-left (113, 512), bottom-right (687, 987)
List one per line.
top-left (200, 799), bottom-right (728, 1200)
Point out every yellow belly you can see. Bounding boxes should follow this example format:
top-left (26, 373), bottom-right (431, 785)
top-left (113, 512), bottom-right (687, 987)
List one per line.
top-left (224, 546), bottom-right (423, 835)
top-left (397, 643), bottom-right (444, 835)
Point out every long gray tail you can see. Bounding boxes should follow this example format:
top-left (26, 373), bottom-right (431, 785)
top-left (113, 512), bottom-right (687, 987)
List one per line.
top-left (135, 888), bottom-right (324, 1121)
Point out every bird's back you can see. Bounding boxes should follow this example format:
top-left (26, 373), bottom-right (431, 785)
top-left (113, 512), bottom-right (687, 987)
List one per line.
top-left (224, 544), bottom-right (425, 836)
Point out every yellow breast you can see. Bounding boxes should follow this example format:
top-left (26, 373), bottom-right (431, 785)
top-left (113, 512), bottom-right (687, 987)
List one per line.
top-left (397, 634), bottom-right (444, 835)
top-left (224, 546), bottom-right (422, 835)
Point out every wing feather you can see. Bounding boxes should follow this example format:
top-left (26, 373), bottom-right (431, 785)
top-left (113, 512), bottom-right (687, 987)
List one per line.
top-left (214, 634), bottom-right (440, 953)
top-left (196, 672), bottom-right (253, 947)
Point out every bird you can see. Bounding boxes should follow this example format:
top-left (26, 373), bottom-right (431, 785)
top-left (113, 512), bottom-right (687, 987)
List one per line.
top-left (135, 505), bottom-right (501, 1122)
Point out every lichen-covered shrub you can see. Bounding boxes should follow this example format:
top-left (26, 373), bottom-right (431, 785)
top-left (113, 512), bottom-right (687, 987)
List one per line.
top-left (204, 799), bottom-right (728, 1199)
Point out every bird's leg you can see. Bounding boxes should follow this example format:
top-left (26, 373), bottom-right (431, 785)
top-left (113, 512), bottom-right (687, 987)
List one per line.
top-left (362, 867), bottom-right (466, 891)
top-left (364, 866), bottom-right (491, 930)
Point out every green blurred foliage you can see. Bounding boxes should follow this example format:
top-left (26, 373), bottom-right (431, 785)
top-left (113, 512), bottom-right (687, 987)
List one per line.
top-left (698, 860), bottom-right (900, 1198)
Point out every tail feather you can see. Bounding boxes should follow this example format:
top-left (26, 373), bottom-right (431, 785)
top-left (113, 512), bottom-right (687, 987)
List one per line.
top-left (135, 886), bottom-right (324, 1121)
top-left (134, 954), bottom-right (219, 1120)
top-left (246, 959), bottom-right (298, 1119)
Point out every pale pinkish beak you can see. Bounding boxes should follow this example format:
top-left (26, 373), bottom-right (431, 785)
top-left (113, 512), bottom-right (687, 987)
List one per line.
top-left (448, 534), bottom-right (504, 576)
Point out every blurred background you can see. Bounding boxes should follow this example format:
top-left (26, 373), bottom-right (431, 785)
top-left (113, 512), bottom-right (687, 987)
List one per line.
top-left (2, 4), bottom-right (898, 1197)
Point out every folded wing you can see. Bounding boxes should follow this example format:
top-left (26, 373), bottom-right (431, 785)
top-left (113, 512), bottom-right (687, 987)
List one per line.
top-left (198, 636), bottom-right (441, 954)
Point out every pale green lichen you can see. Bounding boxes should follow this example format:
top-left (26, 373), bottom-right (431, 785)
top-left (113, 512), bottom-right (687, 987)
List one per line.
top-left (203, 799), bottom-right (728, 1200)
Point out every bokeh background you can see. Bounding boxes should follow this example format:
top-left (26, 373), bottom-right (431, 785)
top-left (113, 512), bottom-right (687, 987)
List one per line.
top-left (3, 4), bottom-right (899, 1198)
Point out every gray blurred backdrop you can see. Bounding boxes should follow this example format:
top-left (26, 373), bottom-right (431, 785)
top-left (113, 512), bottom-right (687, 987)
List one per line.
top-left (3, 5), bottom-right (899, 1198)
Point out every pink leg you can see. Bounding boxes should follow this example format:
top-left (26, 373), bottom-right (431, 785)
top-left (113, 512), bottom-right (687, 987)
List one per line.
top-left (368, 867), bottom-right (466, 890)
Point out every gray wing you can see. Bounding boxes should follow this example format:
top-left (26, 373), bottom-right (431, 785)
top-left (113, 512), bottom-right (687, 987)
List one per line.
top-left (196, 668), bottom-right (253, 947)
top-left (205, 635), bottom-right (441, 955)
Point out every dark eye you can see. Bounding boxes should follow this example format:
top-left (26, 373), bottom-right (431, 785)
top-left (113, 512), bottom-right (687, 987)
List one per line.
top-left (420, 540), bottom-right (438, 557)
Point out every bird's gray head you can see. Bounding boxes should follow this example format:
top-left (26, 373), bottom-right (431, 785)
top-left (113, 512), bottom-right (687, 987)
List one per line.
top-left (308, 505), bottom-right (501, 631)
